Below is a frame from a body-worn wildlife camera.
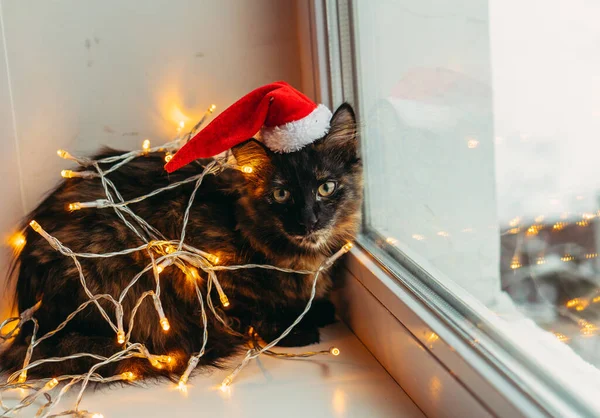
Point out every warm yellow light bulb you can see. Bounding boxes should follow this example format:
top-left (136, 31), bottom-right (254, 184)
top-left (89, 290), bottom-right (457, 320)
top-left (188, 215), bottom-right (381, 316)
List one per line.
top-left (121, 371), bottom-right (135, 381)
top-left (29, 220), bottom-right (42, 232)
top-left (67, 202), bottom-right (82, 211)
top-left (156, 265), bottom-right (164, 274)
top-left (9, 232), bottom-right (26, 252)
top-left (179, 121), bottom-right (185, 128)
top-left (56, 149), bottom-right (71, 159)
top-left (330, 347), bottom-right (340, 356)
top-left (209, 104), bottom-right (216, 112)
top-left (178, 380), bottom-right (188, 393)
top-left (188, 267), bottom-right (200, 281)
top-left (142, 139), bottom-right (151, 152)
top-left (242, 165), bottom-right (253, 174)
top-left (220, 294), bottom-right (230, 308)
top-left (164, 153), bottom-right (173, 163)
top-left (342, 242), bottom-right (353, 252)
top-left (160, 318), bottom-right (170, 331)
top-left (17, 371), bottom-right (27, 383)
top-left (117, 331), bottom-right (125, 344)
top-left (61, 169), bottom-right (74, 178)
top-left (44, 378), bottom-right (59, 390)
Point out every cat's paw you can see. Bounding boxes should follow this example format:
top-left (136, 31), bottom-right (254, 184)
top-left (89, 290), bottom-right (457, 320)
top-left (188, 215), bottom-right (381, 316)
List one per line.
top-left (309, 299), bottom-right (337, 327)
top-left (276, 327), bottom-right (320, 347)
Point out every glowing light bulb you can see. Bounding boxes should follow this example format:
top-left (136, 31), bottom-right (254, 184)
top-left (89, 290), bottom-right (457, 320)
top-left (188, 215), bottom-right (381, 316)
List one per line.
top-left (44, 378), bottom-right (59, 390)
top-left (330, 347), bottom-right (340, 356)
top-left (467, 138), bottom-right (479, 149)
top-left (205, 253), bottom-right (219, 264)
top-left (188, 267), bottom-right (200, 281)
top-left (92, 414), bottom-right (104, 418)
top-left (17, 371), bottom-right (27, 383)
top-left (117, 331), bottom-right (125, 344)
top-left (61, 169), bottom-right (74, 178)
top-left (164, 153), bottom-right (173, 163)
top-left (142, 139), bottom-right (151, 152)
top-left (411, 234), bottom-right (425, 241)
top-left (156, 265), bottom-right (164, 274)
top-left (56, 149), bottom-right (71, 159)
top-left (67, 202), bottom-right (82, 211)
top-left (29, 220), bottom-right (42, 232)
top-left (241, 165), bottom-right (253, 174)
top-left (160, 318), bottom-right (170, 331)
top-left (9, 232), bottom-right (26, 252)
top-left (121, 371), bottom-right (135, 381)
top-left (221, 376), bottom-right (232, 391)
top-left (386, 237), bottom-right (398, 244)
top-left (179, 121), bottom-right (185, 129)
top-left (554, 332), bottom-right (569, 343)
top-left (209, 104), bottom-right (216, 112)
top-left (178, 380), bottom-right (187, 393)
top-left (342, 242), bottom-right (353, 252)
top-left (220, 294), bottom-right (230, 308)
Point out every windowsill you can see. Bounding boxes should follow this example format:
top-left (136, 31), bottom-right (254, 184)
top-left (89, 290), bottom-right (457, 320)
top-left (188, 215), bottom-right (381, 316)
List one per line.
top-left (5, 323), bottom-right (423, 417)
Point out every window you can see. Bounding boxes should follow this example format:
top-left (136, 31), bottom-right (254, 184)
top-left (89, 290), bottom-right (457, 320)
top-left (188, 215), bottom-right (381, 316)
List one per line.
top-left (343, 0), bottom-right (600, 415)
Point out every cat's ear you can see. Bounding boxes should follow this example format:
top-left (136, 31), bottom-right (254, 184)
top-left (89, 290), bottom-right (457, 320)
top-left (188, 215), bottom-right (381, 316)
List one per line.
top-left (231, 138), bottom-right (272, 170)
top-left (319, 103), bottom-right (358, 162)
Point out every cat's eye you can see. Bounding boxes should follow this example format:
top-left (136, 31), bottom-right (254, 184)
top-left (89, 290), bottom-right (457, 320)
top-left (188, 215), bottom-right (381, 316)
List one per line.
top-left (273, 188), bottom-right (291, 203)
top-left (318, 181), bottom-right (337, 197)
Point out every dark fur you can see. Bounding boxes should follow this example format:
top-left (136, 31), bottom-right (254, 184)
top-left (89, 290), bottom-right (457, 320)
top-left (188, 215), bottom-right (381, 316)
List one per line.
top-left (0, 104), bottom-right (361, 381)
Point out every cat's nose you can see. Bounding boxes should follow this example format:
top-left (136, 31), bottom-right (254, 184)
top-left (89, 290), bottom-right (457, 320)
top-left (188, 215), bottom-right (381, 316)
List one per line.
top-left (299, 212), bottom-right (319, 233)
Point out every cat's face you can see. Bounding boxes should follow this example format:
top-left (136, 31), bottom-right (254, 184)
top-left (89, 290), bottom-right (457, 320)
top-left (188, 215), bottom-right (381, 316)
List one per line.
top-left (233, 104), bottom-right (362, 255)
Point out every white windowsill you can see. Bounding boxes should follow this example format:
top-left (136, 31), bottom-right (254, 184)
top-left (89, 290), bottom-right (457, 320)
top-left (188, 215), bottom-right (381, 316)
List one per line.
top-left (5, 323), bottom-right (423, 418)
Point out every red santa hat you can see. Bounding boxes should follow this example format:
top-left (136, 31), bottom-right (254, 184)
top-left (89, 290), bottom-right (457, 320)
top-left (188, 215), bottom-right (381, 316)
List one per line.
top-left (164, 81), bottom-right (332, 173)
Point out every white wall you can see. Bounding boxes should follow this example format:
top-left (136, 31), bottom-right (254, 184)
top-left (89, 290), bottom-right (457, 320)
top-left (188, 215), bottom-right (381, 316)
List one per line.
top-left (0, 0), bottom-right (306, 318)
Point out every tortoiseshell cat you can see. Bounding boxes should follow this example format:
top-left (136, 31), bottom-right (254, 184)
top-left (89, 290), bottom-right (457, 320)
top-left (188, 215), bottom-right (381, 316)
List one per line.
top-left (0, 103), bottom-right (361, 380)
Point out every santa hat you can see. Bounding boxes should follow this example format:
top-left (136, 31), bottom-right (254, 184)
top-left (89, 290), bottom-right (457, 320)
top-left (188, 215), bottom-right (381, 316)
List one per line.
top-left (164, 81), bottom-right (332, 173)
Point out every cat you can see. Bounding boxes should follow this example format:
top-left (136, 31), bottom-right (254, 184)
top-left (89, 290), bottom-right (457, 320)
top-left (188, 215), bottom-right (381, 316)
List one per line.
top-left (0, 103), bottom-right (361, 381)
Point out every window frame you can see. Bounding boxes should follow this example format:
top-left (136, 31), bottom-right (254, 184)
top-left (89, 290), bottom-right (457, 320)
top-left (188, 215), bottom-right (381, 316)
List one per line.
top-left (308, 0), bottom-right (600, 416)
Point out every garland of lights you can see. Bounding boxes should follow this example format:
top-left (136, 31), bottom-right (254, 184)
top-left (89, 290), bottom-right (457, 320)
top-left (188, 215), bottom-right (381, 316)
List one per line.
top-left (0, 105), bottom-right (350, 418)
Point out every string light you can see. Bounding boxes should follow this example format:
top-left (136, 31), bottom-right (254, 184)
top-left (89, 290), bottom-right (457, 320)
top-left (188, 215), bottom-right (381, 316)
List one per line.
top-left (510, 256), bottom-right (521, 270)
top-left (576, 220), bottom-right (589, 227)
top-left (507, 227), bottom-right (520, 235)
top-left (17, 371), bottom-right (27, 384)
top-left (437, 231), bottom-right (450, 238)
top-left (44, 378), bottom-right (59, 390)
top-left (8, 232), bottom-right (26, 252)
top-left (386, 237), bottom-right (398, 244)
top-left (165, 152), bottom-right (173, 163)
top-left (467, 138), bottom-right (479, 149)
top-left (241, 165), bottom-right (253, 174)
top-left (160, 318), bottom-right (171, 331)
top-left (553, 332), bottom-right (569, 343)
top-left (56, 149), bottom-right (73, 160)
top-left (411, 234), bottom-right (424, 241)
top-left (330, 347), bottom-right (340, 356)
top-left (561, 254), bottom-right (574, 262)
top-left (68, 202), bottom-right (82, 211)
top-left (536, 257), bottom-right (546, 265)
top-left (553, 222), bottom-right (567, 231)
top-left (2, 115), bottom-right (352, 418)
top-left (121, 371), bottom-right (136, 381)
top-left (586, 253), bottom-right (598, 259)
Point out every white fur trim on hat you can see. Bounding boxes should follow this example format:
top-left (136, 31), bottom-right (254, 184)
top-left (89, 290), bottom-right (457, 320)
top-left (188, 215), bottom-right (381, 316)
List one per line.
top-left (259, 104), bottom-right (332, 153)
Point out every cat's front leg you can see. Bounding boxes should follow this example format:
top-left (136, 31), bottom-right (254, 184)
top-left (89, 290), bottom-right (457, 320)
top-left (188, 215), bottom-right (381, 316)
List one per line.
top-left (253, 299), bottom-right (337, 347)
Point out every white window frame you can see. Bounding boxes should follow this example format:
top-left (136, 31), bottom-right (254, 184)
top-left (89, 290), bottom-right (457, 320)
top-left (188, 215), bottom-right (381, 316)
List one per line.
top-left (303, 1), bottom-right (599, 417)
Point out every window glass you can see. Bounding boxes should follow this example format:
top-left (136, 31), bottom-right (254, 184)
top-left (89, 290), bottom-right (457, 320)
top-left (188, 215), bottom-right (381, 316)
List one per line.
top-left (354, 0), bottom-right (600, 410)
